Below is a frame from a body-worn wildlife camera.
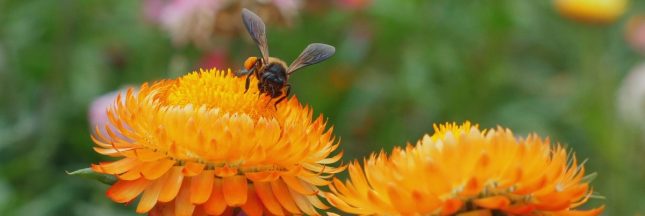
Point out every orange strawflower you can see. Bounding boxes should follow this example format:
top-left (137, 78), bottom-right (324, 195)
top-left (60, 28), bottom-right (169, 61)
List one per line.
top-left (91, 68), bottom-right (344, 215)
top-left (325, 122), bottom-right (603, 216)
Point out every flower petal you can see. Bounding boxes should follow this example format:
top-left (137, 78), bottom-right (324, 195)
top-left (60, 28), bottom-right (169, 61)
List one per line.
top-left (241, 185), bottom-right (263, 216)
top-left (190, 170), bottom-right (214, 204)
top-left (158, 166), bottom-right (184, 202)
top-left (107, 178), bottom-right (150, 203)
top-left (222, 175), bottom-right (248, 206)
top-left (203, 178), bottom-right (227, 215)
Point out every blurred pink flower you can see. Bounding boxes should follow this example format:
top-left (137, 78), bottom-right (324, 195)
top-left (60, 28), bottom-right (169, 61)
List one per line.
top-left (159, 0), bottom-right (221, 48)
top-left (336, 0), bottom-right (371, 10)
top-left (271, 0), bottom-right (301, 19)
top-left (626, 15), bottom-right (645, 55)
top-left (199, 48), bottom-right (230, 70)
top-left (617, 63), bottom-right (645, 127)
top-left (143, 0), bottom-right (304, 49)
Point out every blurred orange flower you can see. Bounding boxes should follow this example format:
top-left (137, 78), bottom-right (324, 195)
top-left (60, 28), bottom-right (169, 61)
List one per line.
top-left (326, 122), bottom-right (603, 216)
top-left (91, 69), bottom-right (344, 215)
top-left (554, 0), bottom-right (627, 24)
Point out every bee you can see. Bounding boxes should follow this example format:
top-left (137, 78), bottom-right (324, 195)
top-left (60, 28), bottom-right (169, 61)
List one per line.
top-left (239, 8), bottom-right (335, 107)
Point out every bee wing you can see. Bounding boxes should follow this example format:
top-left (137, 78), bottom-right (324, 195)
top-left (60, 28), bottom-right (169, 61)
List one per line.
top-left (241, 8), bottom-right (270, 63)
top-left (287, 43), bottom-right (335, 74)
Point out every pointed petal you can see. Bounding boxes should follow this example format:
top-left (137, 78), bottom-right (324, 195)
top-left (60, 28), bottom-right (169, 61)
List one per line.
top-left (158, 166), bottom-right (184, 202)
top-left (254, 182), bottom-right (285, 216)
top-left (282, 176), bottom-right (317, 195)
top-left (288, 188), bottom-right (317, 215)
top-left (270, 179), bottom-right (301, 214)
top-left (136, 173), bottom-right (167, 213)
top-left (97, 157), bottom-right (139, 174)
top-left (107, 178), bottom-right (150, 203)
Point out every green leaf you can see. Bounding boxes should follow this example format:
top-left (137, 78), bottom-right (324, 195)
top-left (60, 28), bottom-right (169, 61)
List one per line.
top-left (66, 168), bottom-right (117, 185)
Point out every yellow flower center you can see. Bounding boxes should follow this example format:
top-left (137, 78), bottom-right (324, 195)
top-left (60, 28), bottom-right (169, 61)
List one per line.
top-left (162, 70), bottom-right (276, 118)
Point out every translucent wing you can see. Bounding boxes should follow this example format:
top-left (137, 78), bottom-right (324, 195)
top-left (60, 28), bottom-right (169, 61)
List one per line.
top-left (241, 8), bottom-right (269, 63)
top-left (287, 43), bottom-right (336, 74)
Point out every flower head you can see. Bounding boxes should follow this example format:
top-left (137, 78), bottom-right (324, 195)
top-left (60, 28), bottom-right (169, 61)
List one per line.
top-left (144, 0), bottom-right (304, 48)
top-left (626, 15), bottom-right (645, 55)
top-left (91, 68), bottom-right (343, 215)
top-left (554, 0), bottom-right (627, 24)
top-left (326, 122), bottom-right (603, 216)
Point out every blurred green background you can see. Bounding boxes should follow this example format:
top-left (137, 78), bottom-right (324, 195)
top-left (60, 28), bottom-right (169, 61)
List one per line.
top-left (1, 0), bottom-right (644, 215)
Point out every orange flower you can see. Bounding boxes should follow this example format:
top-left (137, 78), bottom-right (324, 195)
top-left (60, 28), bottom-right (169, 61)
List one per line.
top-left (325, 122), bottom-right (603, 216)
top-left (91, 69), bottom-right (344, 215)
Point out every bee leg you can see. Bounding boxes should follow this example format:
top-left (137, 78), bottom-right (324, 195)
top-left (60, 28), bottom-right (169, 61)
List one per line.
top-left (274, 84), bottom-right (291, 109)
top-left (244, 71), bottom-right (254, 93)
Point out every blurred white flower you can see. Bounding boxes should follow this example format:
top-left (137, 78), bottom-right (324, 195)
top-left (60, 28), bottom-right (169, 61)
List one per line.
top-left (617, 63), bottom-right (645, 127)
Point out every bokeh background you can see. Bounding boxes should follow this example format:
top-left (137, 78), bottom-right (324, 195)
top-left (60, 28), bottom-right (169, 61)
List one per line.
top-left (1, 0), bottom-right (644, 215)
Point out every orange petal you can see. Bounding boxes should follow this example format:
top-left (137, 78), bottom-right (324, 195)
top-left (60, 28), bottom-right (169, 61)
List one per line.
top-left (282, 176), bottom-right (317, 195)
top-left (190, 170), bottom-right (214, 204)
top-left (118, 164), bottom-right (143, 180)
top-left (387, 184), bottom-right (415, 214)
top-left (514, 175), bottom-right (547, 195)
top-left (254, 181), bottom-right (285, 215)
top-left (440, 198), bottom-right (463, 215)
top-left (98, 157), bottom-right (139, 174)
top-left (203, 178), bottom-right (227, 215)
top-left (222, 175), bottom-right (248, 206)
top-left (215, 166), bottom-right (238, 177)
top-left (501, 204), bottom-right (535, 215)
top-left (289, 187), bottom-right (317, 215)
top-left (158, 166), bottom-right (184, 202)
top-left (325, 192), bottom-right (373, 215)
top-left (270, 179), bottom-right (301, 214)
top-left (460, 177), bottom-right (481, 196)
top-left (305, 193), bottom-right (329, 210)
top-left (473, 196), bottom-right (510, 209)
top-left (192, 205), bottom-right (209, 216)
top-left (246, 171), bottom-right (280, 182)
top-left (131, 148), bottom-right (166, 162)
top-left (174, 181), bottom-right (195, 216)
top-left (411, 190), bottom-right (441, 213)
top-left (141, 159), bottom-right (175, 180)
top-left (241, 185), bottom-right (264, 216)
top-left (456, 210), bottom-right (492, 216)
top-left (107, 178), bottom-right (150, 203)
top-left (182, 162), bottom-right (205, 177)
top-left (136, 173), bottom-right (167, 213)
top-left (555, 206), bottom-right (604, 216)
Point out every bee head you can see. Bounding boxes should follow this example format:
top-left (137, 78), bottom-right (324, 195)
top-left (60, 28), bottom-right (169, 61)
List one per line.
top-left (244, 57), bottom-right (260, 70)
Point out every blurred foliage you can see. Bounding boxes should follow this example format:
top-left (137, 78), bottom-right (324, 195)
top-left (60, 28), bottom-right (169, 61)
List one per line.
top-left (0, 0), bottom-right (644, 215)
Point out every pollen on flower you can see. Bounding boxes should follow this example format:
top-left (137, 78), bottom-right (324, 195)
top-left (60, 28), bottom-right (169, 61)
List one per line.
top-left (325, 122), bottom-right (604, 216)
top-left (91, 68), bottom-right (344, 216)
